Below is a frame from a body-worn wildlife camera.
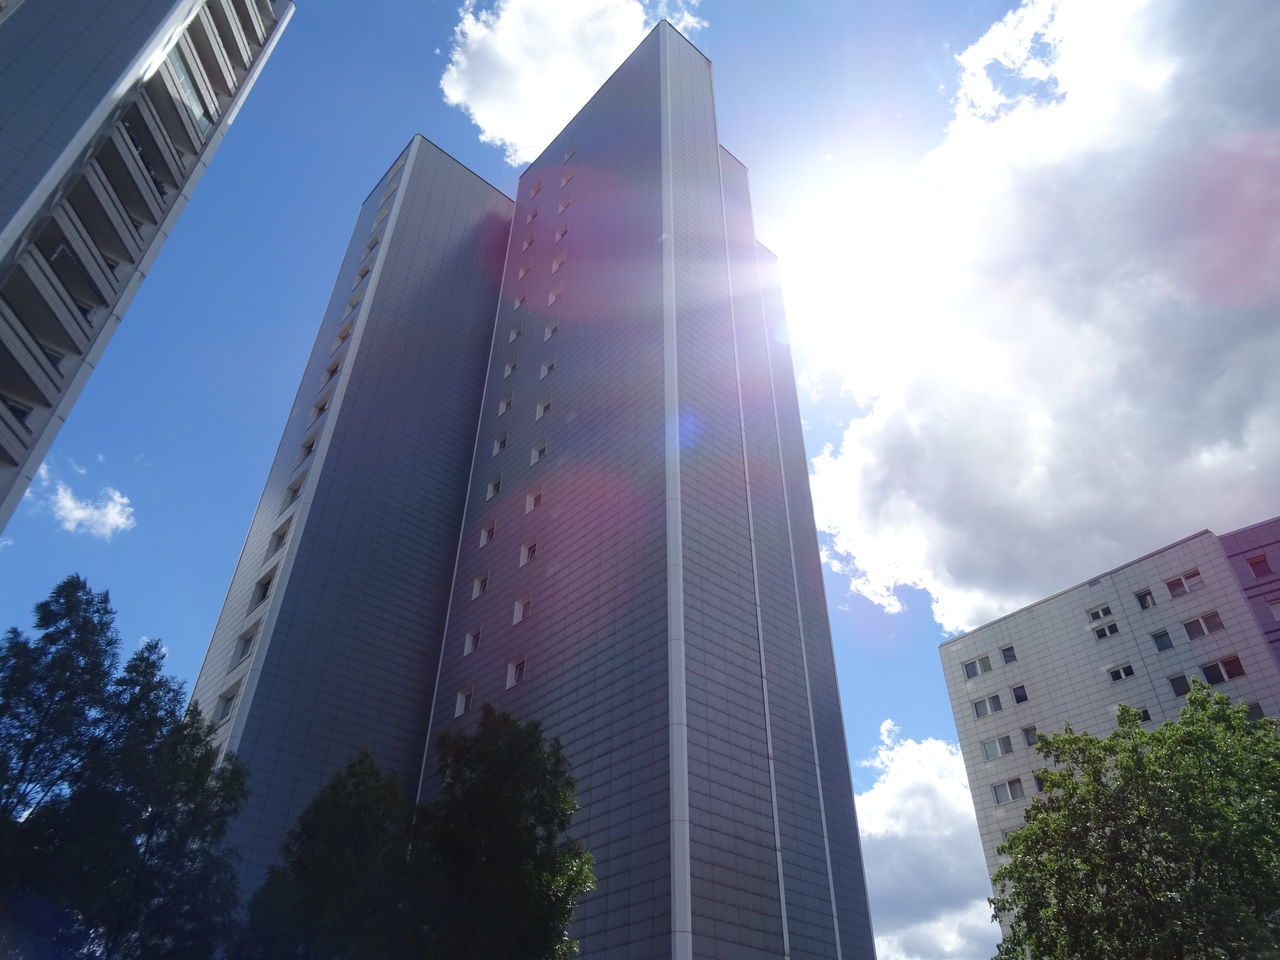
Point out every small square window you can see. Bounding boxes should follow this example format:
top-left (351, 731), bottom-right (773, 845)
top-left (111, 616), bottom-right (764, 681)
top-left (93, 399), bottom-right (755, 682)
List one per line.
top-left (299, 435), bottom-right (317, 462)
top-left (536, 398), bottom-right (551, 421)
top-left (1247, 702), bottom-right (1265, 721)
top-left (531, 442), bottom-right (547, 465)
top-left (1109, 664), bottom-right (1135, 682)
top-left (551, 253), bottom-right (566, 274)
top-left (1138, 708), bottom-right (1152, 722)
top-left (1022, 725), bottom-right (1037, 747)
top-left (509, 324), bottom-right (522, 343)
top-left (1201, 661), bottom-right (1225, 685)
top-left (525, 489), bottom-right (542, 513)
top-left (992, 778), bottom-right (1024, 805)
top-left (513, 598), bottom-right (531, 624)
top-left (1152, 630), bottom-right (1173, 652)
top-left (561, 171), bottom-right (574, 188)
top-left (455, 688), bottom-right (473, 717)
top-left (479, 522), bottom-right (495, 547)
top-left (215, 686), bottom-right (238, 725)
top-left (544, 322), bottom-right (559, 341)
top-left (1169, 674), bottom-right (1191, 697)
top-left (464, 630), bottom-right (480, 655)
top-left (498, 395), bottom-right (512, 416)
top-left (1167, 577), bottom-right (1187, 598)
top-left (1249, 555), bottom-right (1274, 578)
top-left (1088, 604), bottom-right (1113, 622)
top-left (514, 293), bottom-right (526, 310)
top-left (981, 735), bottom-right (1014, 761)
top-left (557, 197), bottom-right (571, 215)
top-left (234, 626), bottom-right (257, 664)
top-left (486, 477), bottom-right (501, 500)
top-left (284, 473), bottom-right (306, 509)
top-left (547, 288), bottom-right (562, 307)
top-left (973, 694), bottom-right (1002, 718)
top-left (267, 520), bottom-right (290, 558)
top-left (1222, 655), bottom-right (1246, 679)
top-left (963, 656), bottom-right (992, 680)
top-left (554, 226), bottom-right (568, 243)
top-left (507, 658), bottom-right (526, 688)
top-left (493, 434), bottom-right (507, 456)
top-left (1094, 623), bottom-right (1120, 640)
top-left (311, 395), bottom-right (331, 422)
top-left (1033, 775), bottom-right (1045, 793)
top-left (323, 359), bottom-right (341, 385)
top-left (504, 358), bottom-right (518, 378)
top-left (333, 320), bottom-right (353, 352)
top-left (1000, 646), bottom-right (1017, 664)
top-left (1136, 589), bottom-right (1155, 610)
top-left (563, 145), bottom-right (576, 161)
top-left (1269, 596), bottom-right (1280, 623)
top-left (1203, 611), bottom-right (1225, 633)
top-left (472, 574), bottom-right (488, 599)
top-left (529, 180), bottom-right (541, 198)
top-left (250, 571), bottom-right (273, 611)
top-left (526, 207), bottom-right (538, 225)
top-left (517, 263), bottom-right (531, 280)
top-left (540, 359), bottom-right (555, 378)
top-left (1011, 685), bottom-right (1029, 704)
top-left (522, 235), bottom-right (534, 251)
top-left (520, 542), bottom-right (537, 566)
top-left (1184, 618), bottom-right (1206, 641)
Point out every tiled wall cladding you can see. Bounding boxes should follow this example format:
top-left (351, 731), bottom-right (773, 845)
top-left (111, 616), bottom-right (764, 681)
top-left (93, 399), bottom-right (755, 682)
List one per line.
top-left (0, 0), bottom-right (179, 229)
top-left (942, 520), bottom-right (1280, 882)
top-left (191, 137), bottom-right (513, 893)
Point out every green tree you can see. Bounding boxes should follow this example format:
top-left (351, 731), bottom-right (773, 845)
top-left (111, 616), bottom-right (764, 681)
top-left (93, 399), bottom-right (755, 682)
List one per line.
top-left (416, 704), bottom-right (595, 960)
top-left (242, 705), bottom-right (594, 960)
top-left (991, 683), bottom-right (1280, 960)
top-left (0, 575), bottom-right (247, 959)
top-left (238, 751), bottom-right (418, 959)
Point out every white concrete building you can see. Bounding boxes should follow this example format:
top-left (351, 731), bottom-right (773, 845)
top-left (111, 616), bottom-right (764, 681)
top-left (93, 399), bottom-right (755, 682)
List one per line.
top-left (941, 516), bottom-right (1280, 881)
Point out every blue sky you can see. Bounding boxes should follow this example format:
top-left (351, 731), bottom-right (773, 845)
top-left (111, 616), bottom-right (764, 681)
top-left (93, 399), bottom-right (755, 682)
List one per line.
top-left (4, 1), bottom-right (1279, 957)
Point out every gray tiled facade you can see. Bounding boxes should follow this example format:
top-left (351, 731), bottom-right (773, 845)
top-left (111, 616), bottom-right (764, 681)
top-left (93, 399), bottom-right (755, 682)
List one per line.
top-left (0, 0), bottom-right (291, 528)
top-left (942, 515), bottom-right (1280, 888)
top-left (194, 22), bottom-right (876, 959)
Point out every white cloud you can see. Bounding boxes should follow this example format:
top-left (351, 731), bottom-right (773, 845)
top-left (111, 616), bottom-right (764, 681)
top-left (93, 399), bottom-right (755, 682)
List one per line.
top-left (0, 537), bottom-right (12, 551)
top-left (856, 721), bottom-right (999, 960)
top-left (781, 0), bottom-right (1280, 631)
top-left (440, 0), bottom-right (705, 165)
top-left (68, 458), bottom-right (87, 475)
top-left (50, 482), bottom-right (136, 539)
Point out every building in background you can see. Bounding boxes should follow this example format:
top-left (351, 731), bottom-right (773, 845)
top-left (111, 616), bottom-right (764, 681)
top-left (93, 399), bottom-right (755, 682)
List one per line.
top-left (0, 0), bottom-right (292, 528)
top-left (190, 22), bottom-right (877, 960)
top-left (941, 516), bottom-right (1280, 885)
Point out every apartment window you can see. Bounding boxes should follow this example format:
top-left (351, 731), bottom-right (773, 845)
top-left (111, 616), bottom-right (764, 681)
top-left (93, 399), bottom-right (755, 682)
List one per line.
top-left (520, 542), bottom-right (537, 566)
top-left (486, 477), bottom-right (501, 500)
top-left (522, 234), bottom-right (534, 251)
top-left (973, 694), bottom-right (1003, 718)
top-left (525, 489), bottom-right (542, 513)
top-left (1109, 664), bottom-right (1136, 682)
top-left (1248, 554), bottom-right (1274, 578)
top-left (1000, 646), bottom-right (1017, 664)
top-left (1151, 629), bottom-right (1173, 652)
top-left (472, 574), bottom-right (488, 599)
top-left (353, 261), bottom-right (370, 285)
top-left (531, 442), bottom-right (547, 465)
top-left (324, 358), bottom-right (342, 386)
top-left (557, 197), bottom-right (571, 215)
top-left (554, 226), bottom-right (568, 243)
top-left (493, 433), bottom-right (507, 456)
top-left (311, 395), bottom-right (330, 422)
top-left (267, 520), bottom-right (290, 558)
top-left (509, 324), bottom-right (523, 343)
top-left (561, 170), bottom-right (574, 188)
top-left (464, 630), bottom-right (480, 655)
top-left (1270, 596), bottom-right (1280, 622)
top-left (992, 778), bottom-right (1025, 805)
top-left (1169, 674), bottom-right (1191, 697)
top-left (540, 359), bottom-right (556, 378)
top-left (963, 656), bottom-right (992, 680)
top-left (365, 234), bottom-right (380, 253)
top-left (547, 288), bottom-right (562, 307)
top-left (498, 394), bottom-right (512, 416)
top-left (1094, 622), bottom-right (1120, 640)
top-left (454, 688), bottom-right (473, 717)
top-left (479, 522), bottom-right (495, 547)
top-left (544, 321), bottom-right (559, 341)
top-left (1033, 775), bottom-right (1046, 793)
top-left (1136, 589), bottom-right (1155, 610)
top-left (284, 473), bottom-right (306, 509)
top-left (214, 686), bottom-right (237, 725)
top-left (1183, 611), bottom-right (1224, 640)
top-left (334, 320), bottom-right (353, 351)
top-left (529, 180), bottom-right (542, 198)
top-left (551, 252), bottom-right (566, 274)
top-left (535, 398), bottom-right (551, 421)
top-left (1166, 569), bottom-right (1203, 598)
top-left (371, 207), bottom-right (389, 230)
top-left (1247, 702), bottom-right (1266, 722)
top-left (1087, 604), bottom-right (1113, 622)
top-left (234, 625), bottom-right (257, 664)
top-left (299, 435), bottom-right (317, 463)
top-left (1021, 725), bottom-right (1037, 747)
top-left (981, 735), bottom-right (1014, 761)
top-left (563, 145), bottom-right (576, 161)
top-left (514, 292), bottom-right (526, 310)
top-left (507, 658), bottom-right (526, 688)
top-left (250, 571), bottom-right (273, 611)
top-left (504, 358), bottom-right (518, 378)
top-left (1011, 685), bottom-right (1029, 704)
top-left (1201, 655), bottom-right (1245, 686)
top-left (527, 207), bottom-right (540, 225)
top-left (517, 263), bottom-right (531, 280)
top-left (513, 597), bottom-right (531, 624)
top-left (1, 396), bottom-right (32, 428)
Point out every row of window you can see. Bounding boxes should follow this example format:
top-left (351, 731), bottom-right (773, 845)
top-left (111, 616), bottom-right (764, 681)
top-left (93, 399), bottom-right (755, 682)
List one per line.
top-left (455, 655), bottom-right (527, 717)
top-left (973, 684), bottom-right (1030, 718)
top-left (962, 645), bottom-right (1017, 679)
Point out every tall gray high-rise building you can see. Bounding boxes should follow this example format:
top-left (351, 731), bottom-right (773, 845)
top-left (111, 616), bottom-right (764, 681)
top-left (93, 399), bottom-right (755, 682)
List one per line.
top-left (0, 0), bottom-right (292, 528)
top-left (192, 22), bottom-right (876, 959)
